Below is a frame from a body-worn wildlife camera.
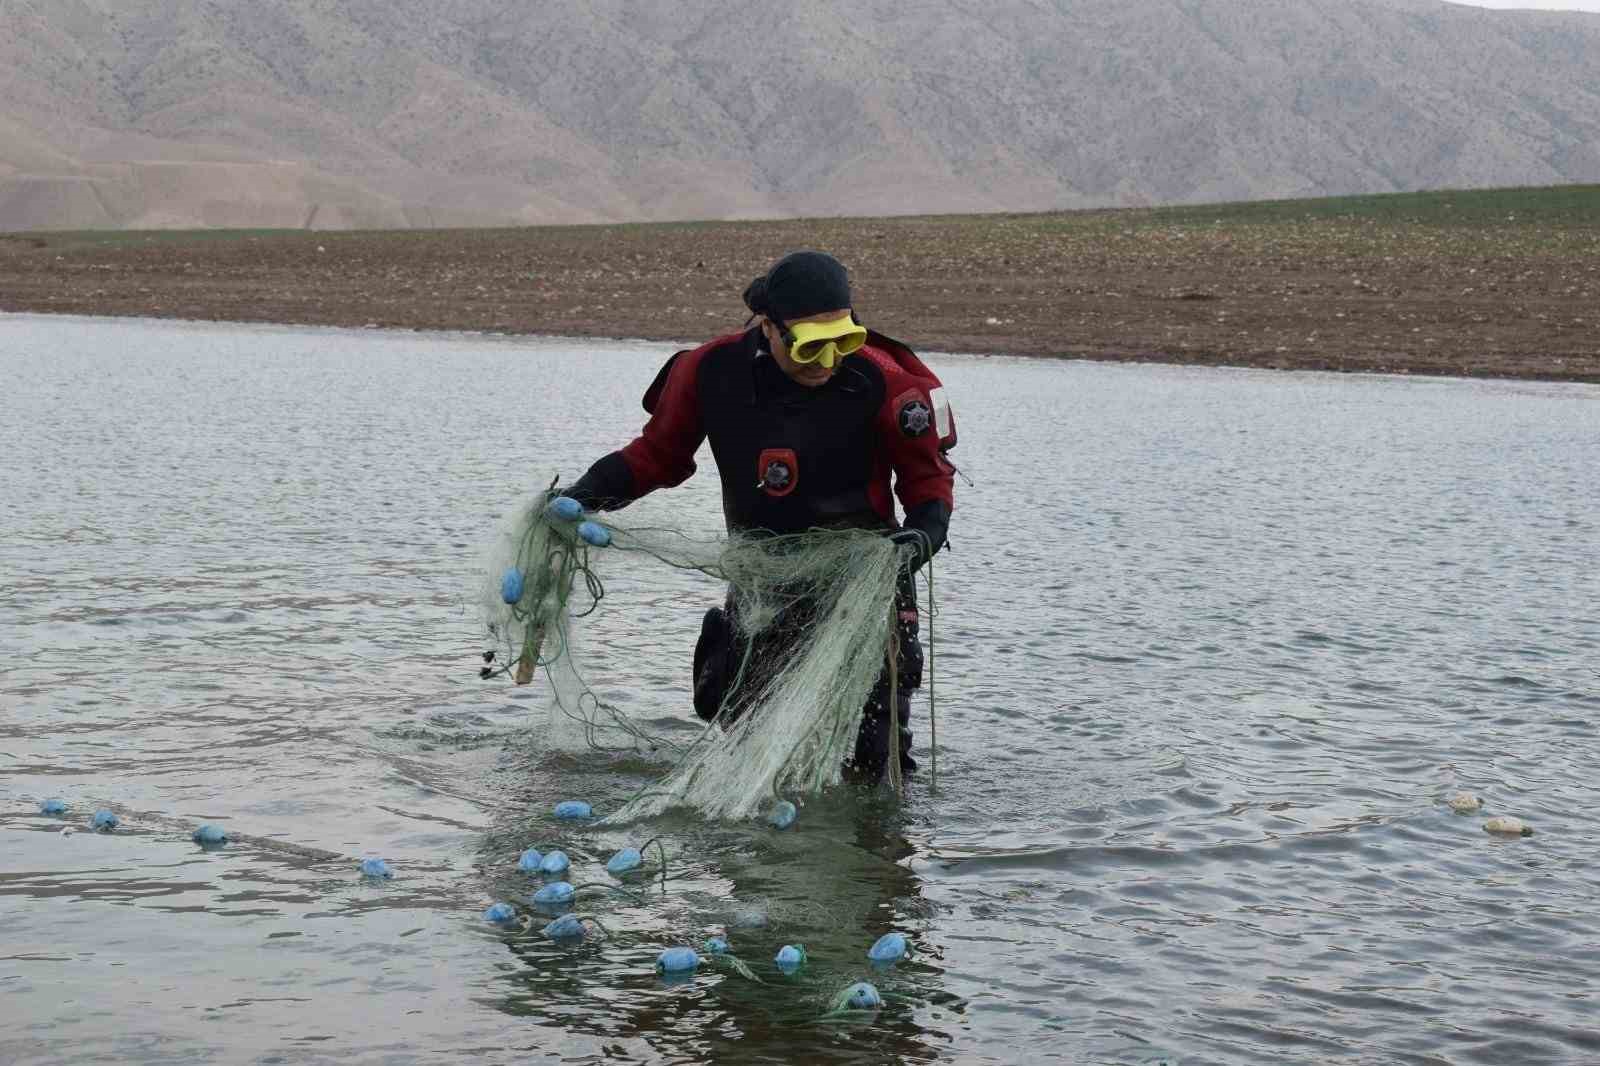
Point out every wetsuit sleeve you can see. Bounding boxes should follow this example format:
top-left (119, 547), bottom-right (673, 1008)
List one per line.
top-left (614, 347), bottom-right (707, 498)
top-left (879, 377), bottom-right (956, 519)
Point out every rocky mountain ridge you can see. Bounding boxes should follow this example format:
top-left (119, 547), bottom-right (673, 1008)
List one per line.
top-left (2, 0), bottom-right (1598, 229)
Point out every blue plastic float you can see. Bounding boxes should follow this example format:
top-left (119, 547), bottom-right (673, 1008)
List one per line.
top-left (577, 521), bottom-right (611, 548)
top-left (606, 847), bottom-right (642, 875)
top-left (547, 496), bottom-right (584, 521)
top-left (867, 931), bottom-right (908, 963)
top-left (554, 800), bottom-right (592, 820)
top-left (192, 824), bottom-right (228, 847)
top-left (39, 798), bottom-right (67, 816)
top-left (704, 936), bottom-right (729, 955)
top-left (517, 847), bottom-right (544, 873)
top-left (656, 947), bottom-right (698, 975)
top-left (542, 913), bottom-right (586, 940)
top-left (538, 850), bottom-right (570, 876)
top-left (91, 809), bottom-right (118, 831)
top-left (359, 858), bottom-right (393, 879)
top-left (767, 800), bottom-right (797, 830)
top-left (840, 981), bottom-right (883, 1010)
top-left (484, 902), bottom-right (517, 923)
top-left (532, 881), bottom-right (575, 907)
top-left (775, 944), bottom-right (806, 973)
top-left (500, 567), bottom-right (525, 604)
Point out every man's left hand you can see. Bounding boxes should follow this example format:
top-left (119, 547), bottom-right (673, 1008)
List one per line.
top-left (889, 528), bottom-right (934, 572)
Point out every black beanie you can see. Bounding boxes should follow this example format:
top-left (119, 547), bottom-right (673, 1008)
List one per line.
top-left (742, 251), bottom-right (851, 321)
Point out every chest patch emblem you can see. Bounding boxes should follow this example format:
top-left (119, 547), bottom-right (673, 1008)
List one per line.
top-left (898, 398), bottom-right (933, 437)
top-left (756, 447), bottom-right (799, 497)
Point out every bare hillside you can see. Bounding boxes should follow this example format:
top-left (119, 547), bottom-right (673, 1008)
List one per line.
top-left (3, 0), bottom-right (1598, 229)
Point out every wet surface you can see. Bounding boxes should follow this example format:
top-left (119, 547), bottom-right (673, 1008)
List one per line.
top-left (3, 315), bottom-right (1599, 1064)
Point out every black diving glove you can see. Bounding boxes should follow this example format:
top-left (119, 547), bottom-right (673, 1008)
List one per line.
top-left (563, 451), bottom-right (636, 512)
top-left (890, 499), bottom-right (951, 572)
top-left (890, 528), bottom-right (934, 571)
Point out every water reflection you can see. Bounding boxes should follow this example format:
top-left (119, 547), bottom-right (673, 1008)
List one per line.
top-left (477, 762), bottom-right (954, 1061)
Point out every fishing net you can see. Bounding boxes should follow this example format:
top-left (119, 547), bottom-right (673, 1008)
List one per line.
top-left (479, 489), bottom-right (907, 822)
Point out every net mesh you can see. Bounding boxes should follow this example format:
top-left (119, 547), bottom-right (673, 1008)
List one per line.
top-left (480, 492), bottom-right (902, 822)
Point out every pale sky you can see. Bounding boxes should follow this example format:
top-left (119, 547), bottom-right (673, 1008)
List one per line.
top-left (1452, 0), bottom-right (1600, 10)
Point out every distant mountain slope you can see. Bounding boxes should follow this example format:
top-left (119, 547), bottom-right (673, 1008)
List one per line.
top-left (3, 0), bottom-right (1598, 229)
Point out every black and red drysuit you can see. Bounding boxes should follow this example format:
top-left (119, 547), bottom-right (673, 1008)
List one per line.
top-left (566, 325), bottom-right (956, 782)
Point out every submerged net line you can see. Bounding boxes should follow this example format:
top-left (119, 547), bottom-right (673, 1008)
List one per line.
top-left (480, 491), bottom-right (916, 822)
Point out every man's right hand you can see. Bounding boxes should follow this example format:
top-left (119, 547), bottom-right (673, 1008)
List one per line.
top-left (564, 452), bottom-right (636, 512)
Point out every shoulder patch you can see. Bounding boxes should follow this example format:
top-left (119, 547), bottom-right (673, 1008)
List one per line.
top-left (896, 391), bottom-right (933, 437)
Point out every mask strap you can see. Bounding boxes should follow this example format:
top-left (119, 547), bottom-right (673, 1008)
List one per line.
top-left (767, 312), bottom-right (795, 346)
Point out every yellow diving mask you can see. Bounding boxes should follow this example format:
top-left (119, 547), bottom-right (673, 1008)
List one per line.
top-left (784, 314), bottom-right (868, 368)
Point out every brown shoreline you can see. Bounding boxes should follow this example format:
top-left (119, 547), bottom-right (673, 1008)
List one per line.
top-left (3, 190), bottom-right (1597, 383)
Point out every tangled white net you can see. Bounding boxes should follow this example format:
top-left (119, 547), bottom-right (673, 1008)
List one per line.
top-left (480, 494), bottom-right (902, 822)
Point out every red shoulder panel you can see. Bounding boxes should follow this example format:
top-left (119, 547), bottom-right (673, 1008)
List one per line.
top-left (618, 336), bottom-right (733, 494)
top-left (859, 338), bottom-right (956, 515)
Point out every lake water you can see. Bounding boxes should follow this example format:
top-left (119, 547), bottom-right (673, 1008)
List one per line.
top-left (3, 314), bottom-right (1598, 1066)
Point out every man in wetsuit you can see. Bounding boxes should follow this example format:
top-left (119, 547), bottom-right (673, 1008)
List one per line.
top-left (562, 251), bottom-right (956, 783)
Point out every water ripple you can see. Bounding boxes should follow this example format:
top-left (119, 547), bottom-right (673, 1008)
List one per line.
top-left (3, 317), bottom-right (1599, 1064)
